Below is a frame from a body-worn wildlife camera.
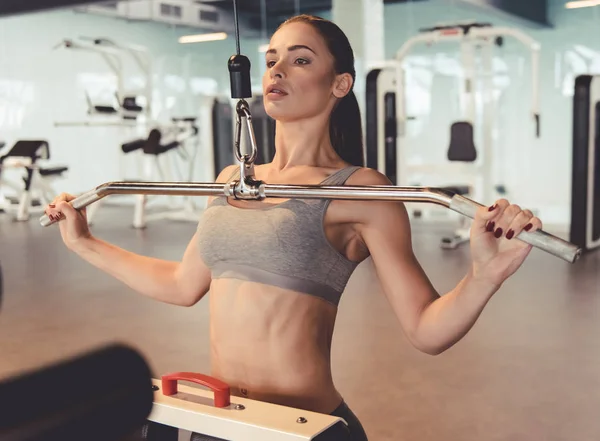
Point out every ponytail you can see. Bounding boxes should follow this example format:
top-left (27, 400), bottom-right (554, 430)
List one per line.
top-left (330, 90), bottom-right (364, 167)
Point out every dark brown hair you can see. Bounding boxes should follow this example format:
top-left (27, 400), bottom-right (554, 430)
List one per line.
top-left (278, 14), bottom-right (364, 167)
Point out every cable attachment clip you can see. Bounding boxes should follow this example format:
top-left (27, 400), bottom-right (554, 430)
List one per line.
top-left (228, 54), bottom-right (252, 99)
top-left (229, 99), bottom-right (263, 200)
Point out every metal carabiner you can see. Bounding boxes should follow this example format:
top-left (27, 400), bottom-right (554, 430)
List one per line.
top-left (230, 98), bottom-right (264, 199)
top-left (234, 99), bottom-right (258, 166)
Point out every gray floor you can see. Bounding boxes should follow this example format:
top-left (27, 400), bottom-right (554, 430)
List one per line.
top-left (1, 205), bottom-right (599, 441)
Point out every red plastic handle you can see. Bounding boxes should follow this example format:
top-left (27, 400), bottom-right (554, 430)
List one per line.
top-left (161, 372), bottom-right (231, 408)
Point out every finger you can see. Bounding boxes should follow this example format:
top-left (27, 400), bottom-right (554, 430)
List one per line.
top-left (47, 193), bottom-right (75, 218)
top-left (55, 200), bottom-right (79, 220)
top-left (45, 203), bottom-right (58, 220)
top-left (492, 203), bottom-right (522, 239)
top-left (504, 209), bottom-right (541, 240)
top-left (49, 212), bottom-right (65, 223)
top-left (504, 209), bottom-right (534, 240)
top-left (522, 215), bottom-right (543, 234)
top-left (473, 199), bottom-right (509, 233)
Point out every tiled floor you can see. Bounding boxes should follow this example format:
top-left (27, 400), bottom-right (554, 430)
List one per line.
top-left (1, 205), bottom-right (599, 441)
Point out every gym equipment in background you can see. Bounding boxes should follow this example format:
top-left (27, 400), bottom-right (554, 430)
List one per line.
top-left (0, 140), bottom-right (68, 221)
top-left (84, 117), bottom-right (203, 229)
top-left (142, 372), bottom-right (351, 441)
top-left (53, 36), bottom-right (217, 227)
top-left (366, 22), bottom-right (541, 249)
top-left (53, 37), bottom-right (151, 124)
top-left (571, 75), bottom-right (600, 254)
top-left (0, 344), bottom-right (154, 441)
top-left (131, 117), bottom-right (203, 229)
top-left (249, 95), bottom-right (276, 165)
top-left (52, 37), bottom-right (152, 189)
top-left (212, 97), bottom-right (236, 177)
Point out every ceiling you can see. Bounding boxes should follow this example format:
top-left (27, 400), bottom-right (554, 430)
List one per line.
top-left (200, 0), bottom-right (427, 32)
top-left (0, 0), bottom-right (427, 31)
top-left (202, 0), bottom-right (424, 15)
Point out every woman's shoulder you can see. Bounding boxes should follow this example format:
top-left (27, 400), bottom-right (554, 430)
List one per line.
top-left (214, 164), bottom-right (239, 183)
top-left (341, 166), bottom-right (408, 220)
top-left (344, 166), bottom-right (393, 186)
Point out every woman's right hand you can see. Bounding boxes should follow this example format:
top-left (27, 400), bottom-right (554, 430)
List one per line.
top-left (45, 193), bottom-right (93, 250)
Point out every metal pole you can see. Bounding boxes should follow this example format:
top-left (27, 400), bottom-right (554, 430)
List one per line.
top-left (39, 180), bottom-right (582, 264)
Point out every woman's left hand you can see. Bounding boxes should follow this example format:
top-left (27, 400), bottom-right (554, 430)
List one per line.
top-left (469, 199), bottom-right (542, 288)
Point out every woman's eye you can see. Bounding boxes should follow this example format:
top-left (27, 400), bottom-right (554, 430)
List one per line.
top-left (295, 58), bottom-right (309, 65)
top-left (266, 60), bottom-right (276, 67)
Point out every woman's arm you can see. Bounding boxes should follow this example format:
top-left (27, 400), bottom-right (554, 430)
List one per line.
top-left (49, 164), bottom-right (239, 307)
top-left (348, 168), bottom-right (538, 355)
top-left (71, 232), bottom-right (211, 307)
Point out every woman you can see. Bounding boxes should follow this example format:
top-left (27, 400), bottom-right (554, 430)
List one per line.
top-left (45, 15), bottom-right (541, 441)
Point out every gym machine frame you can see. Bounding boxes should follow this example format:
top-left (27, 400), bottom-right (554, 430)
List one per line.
top-left (129, 117), bottom-right (204, 229)
top-left (367, 22), bottom-right (541, 206)
top-left (52, 36), bottom-right (148, 191)
top-left (53, 37), bottom-right (152, 123)
top-left (82, 36), bottom-right (154, 117)
top-left (571, 74), bottom-right (600, 253)
top-left (146, 372), bottom-right (350, 440)
top-left (0, 140), bottom-right (68, 221)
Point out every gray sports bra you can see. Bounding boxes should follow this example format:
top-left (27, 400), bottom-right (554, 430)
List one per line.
top-left (196, 166), bottom-right (362, 306)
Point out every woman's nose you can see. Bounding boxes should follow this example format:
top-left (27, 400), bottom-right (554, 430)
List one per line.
top-left (270, 61), bottom-right (285, 79)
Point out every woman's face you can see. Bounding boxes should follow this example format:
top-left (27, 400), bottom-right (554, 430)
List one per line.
top-left (262, 22), bottom-right (343, 122)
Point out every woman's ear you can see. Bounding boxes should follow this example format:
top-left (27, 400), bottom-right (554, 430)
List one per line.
top-left (332, 72), bottom-right (353, 99)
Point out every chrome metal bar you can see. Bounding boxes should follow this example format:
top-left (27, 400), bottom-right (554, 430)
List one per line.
top-left (262, 184), bottom-right (454, 205)
top-left (39, 181), bottom-right (582, 264)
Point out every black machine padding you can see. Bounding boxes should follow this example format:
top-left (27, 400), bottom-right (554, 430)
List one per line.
top-left (448, 122), bottom-right (477, 162)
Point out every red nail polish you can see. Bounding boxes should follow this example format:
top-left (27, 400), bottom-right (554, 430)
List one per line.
top-left (524, 223), bottom-right (532, 231)
top-left (506, 229), bottom-right (514, 240)
top-left (49, 204), bottom-right (55, 208)
top-left (494, 228), bottom-right (503, 238)
top-left (486, 221), bottom-right (495, 232)
top-left (488, 204), bottom-right (497, 212)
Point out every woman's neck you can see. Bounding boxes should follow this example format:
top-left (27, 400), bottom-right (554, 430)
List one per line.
top-left (270, 117), bottom-right (341, 171)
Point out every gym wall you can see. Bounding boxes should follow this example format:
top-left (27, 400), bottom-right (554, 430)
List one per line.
top-left (0, 6), bottom-right (266, 195)
top-left (382, 0), bottom-right (600, 227)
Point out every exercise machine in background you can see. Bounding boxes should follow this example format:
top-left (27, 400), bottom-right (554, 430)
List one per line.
top-left (0, 140), bottom-right (68, 221)
top-left (571, 75), bottom-right (600, 254)
top-left (212, 97), bottom-right (235, 176)
top-left (52, 35), bottom-right (211, 229)
top-left (53, 37), bottom-right (151, 187)
top-left (53, 37), bottom-right (151, 124)
top-left (80, 36), bottom-right (153, 117)
top-left (250, 95), bottom-right (277, 165)
top-left (131, 117), bottom-right (203, 229)
top-left (85, 117), bottom-right (203, 229)
top-left (366, 22), bottom-right (541, 249)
